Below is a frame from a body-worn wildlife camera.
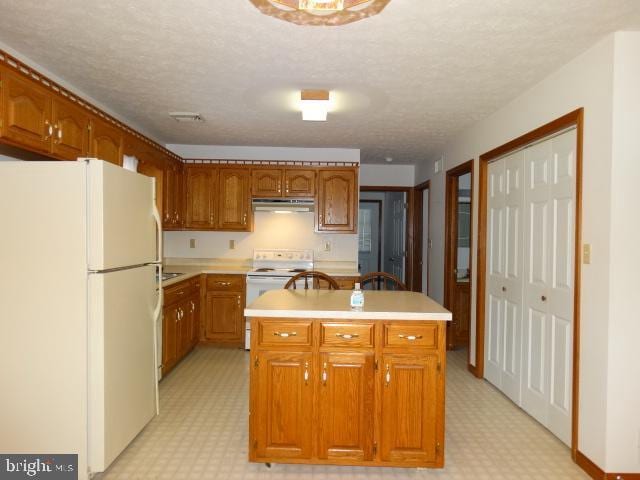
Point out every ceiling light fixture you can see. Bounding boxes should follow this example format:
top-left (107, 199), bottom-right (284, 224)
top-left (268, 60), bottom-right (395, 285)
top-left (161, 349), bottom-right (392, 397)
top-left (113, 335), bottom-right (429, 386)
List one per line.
top-left (250, 0), bottom-right (390, 26)
top-left (300, 90), bottom-right (330, 122)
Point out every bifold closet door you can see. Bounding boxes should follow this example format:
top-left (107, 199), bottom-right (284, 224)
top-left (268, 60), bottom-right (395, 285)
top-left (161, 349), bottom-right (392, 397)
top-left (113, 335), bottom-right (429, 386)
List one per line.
top-left (484, 151), bottom-right (524, 404)
top-left (522, 129), bottom-right (576, 446)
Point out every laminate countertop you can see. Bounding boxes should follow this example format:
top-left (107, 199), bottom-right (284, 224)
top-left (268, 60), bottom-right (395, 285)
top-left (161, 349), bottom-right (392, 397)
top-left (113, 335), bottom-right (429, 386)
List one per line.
top-left (244, 289), bottom-right (452, 321)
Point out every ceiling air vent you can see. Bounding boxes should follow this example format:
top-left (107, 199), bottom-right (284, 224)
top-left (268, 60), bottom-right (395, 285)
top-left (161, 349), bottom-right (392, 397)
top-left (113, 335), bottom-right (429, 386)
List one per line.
top-left (169, 112), bottom-right (204, 122)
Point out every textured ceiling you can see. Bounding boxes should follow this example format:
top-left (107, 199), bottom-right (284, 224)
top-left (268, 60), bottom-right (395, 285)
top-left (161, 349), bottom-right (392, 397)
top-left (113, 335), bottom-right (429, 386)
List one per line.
top-left (0, 0), bottom-right (639, 164)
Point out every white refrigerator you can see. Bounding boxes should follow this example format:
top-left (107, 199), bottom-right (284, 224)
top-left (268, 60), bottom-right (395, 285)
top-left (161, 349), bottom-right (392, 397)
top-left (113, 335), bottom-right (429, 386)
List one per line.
top-left (0, 159), bottom-right (162, 479)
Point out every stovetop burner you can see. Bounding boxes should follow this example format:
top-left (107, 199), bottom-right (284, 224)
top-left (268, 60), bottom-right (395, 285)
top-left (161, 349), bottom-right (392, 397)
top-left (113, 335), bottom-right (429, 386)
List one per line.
top-left (255, 268), bottom-right (274, 272)
top-left (290, 268), bottom-right (307, 273)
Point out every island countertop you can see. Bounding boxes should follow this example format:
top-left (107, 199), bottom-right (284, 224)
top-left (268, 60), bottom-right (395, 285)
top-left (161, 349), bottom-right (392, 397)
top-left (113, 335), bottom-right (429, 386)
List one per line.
top-left (244, 289), bottom-right (452, 321)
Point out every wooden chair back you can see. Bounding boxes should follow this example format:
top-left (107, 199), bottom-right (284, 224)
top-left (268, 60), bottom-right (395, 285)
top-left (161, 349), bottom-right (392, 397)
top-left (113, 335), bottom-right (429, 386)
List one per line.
top-left (358, 272), bottom-right (407, 291)
top-left (284, 271), bottom-right (340, 290)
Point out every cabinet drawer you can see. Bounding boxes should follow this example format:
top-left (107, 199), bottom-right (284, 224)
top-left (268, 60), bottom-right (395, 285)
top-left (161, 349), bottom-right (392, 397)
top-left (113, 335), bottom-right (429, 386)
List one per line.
top-left (207, 274), bottom-right (244, 291)
top-left (258, 320), bottom-right (312, 347)
top-left (320, 322), bottom-right (374, 348)
top-left (383, 324), bottom-right (439, 349)
top-left (164, 282), bottom-right (190, 306)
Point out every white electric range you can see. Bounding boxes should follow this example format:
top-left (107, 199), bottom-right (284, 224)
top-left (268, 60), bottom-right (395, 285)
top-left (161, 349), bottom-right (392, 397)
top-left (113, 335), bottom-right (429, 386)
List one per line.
top-left (245, 249), bottom-right (314, 349)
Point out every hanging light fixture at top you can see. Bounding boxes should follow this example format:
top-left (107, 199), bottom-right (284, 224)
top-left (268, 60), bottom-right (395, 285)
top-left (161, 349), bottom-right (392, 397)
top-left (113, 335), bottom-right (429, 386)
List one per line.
top-left (250, 0), bottom-right (390, 26)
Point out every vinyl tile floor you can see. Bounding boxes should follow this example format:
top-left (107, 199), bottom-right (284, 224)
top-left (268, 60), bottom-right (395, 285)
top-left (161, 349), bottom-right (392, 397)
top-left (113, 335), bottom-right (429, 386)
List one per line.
top-left (98, 346), bottom-right (588, 479)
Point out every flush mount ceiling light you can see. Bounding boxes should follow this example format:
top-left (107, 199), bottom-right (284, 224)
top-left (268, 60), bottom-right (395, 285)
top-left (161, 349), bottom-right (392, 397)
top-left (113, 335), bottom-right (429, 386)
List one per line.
top-left (249, 0), bottom-right (391, 26)
top-left (300, 90), bottom-right (330, 121)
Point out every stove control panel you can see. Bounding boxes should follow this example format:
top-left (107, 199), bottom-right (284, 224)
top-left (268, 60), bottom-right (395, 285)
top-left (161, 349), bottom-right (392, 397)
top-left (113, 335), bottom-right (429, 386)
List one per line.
top-left (253, 249), bottom-right (314, 262)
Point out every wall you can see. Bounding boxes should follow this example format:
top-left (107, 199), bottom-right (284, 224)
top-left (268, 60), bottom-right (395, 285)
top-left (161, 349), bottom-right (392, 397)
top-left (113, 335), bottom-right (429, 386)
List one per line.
top-left (360, 164), bottom-right (415, 187)
top-left (166, 144), bottom-right (360, 163)
top-left (164, 211), bottom-right (358, 262)
top-left (415, 34), bottom-right (618, 469)
top-left (605, 31), bottom-right (640, 473)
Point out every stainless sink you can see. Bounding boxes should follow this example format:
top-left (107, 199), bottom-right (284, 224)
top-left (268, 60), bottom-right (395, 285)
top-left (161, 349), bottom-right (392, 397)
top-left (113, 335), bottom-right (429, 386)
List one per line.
top-left (161, 272), bottom-right (183, 281)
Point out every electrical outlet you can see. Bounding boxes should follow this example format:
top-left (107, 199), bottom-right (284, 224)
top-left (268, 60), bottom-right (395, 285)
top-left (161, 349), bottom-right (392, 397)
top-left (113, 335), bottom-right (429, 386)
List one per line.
top-left (229, 239), bottom-right (235, 250)
top-left (189, 238), bottom-right (196, 249)
top-left (583, 244), bottom-right (591, 264)
top-left (324, 241), bottom-right (331, 252)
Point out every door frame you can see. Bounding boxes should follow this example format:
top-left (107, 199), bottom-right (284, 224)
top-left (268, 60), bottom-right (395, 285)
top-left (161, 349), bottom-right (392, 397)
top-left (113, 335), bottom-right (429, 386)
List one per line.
top-left (360, 186), bottom-right (415, 290)
top-left (412, 180), bottom-right (431, 294)
top-left (444, 160), bottom-right (474, 355)
top-left (475, 108), bottom-right (584, 458)
top-left (358, 199), bottom-right (383, 273)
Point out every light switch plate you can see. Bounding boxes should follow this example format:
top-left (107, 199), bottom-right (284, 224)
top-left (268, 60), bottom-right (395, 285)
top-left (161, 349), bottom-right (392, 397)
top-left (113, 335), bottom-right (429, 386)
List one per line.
top-left (583, 244), bottom-right (591, 264)
top-left (229, 239), bottom-right (236, 250)
top-left (189, 238), bottom-right (196, 249)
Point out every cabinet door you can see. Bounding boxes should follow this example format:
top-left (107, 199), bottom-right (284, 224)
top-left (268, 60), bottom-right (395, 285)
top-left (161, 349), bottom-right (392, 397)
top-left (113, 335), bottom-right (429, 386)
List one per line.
top-left (253, 351), bottom-right (313, 460)
top-left (318, 352), bottom-right (375, 462)
top-left (218, 168), bottom-right (251, 231)
top-left (317, 169), bottom-right (357, 233)
top-left (89, 117), bottom-right (122, 165)
top-left (162, 163), bottom-right (176, 228)
top-left (285, 169), bottom-right (315, 197)
top-left (186, 166), bottom-right (218, 229)
top-left (137, 152), bottom-right (165, 219)
top-left (174, 163), bottom-right (185, 228)
top-left (204, 292), bottom-right (243, 344)
top-left (51, 96), bottom-right (90, 160)
top-left (162, 304), bottom-right (179, 375)
top-left (178, 301), bottom-right (191, 358)
top-left (1, 70), bottom-right (52, 153)
top-left (380, 354), bottom-right (440, 465)
top-left (252, 168), bottom-right (283, 197)
top-left (189, 291), bottom-right (200, 348)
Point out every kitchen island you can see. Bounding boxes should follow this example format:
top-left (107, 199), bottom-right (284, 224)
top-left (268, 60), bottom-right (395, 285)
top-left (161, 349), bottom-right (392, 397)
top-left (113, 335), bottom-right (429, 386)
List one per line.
top-left (244, 289), bottom-right (452, 469)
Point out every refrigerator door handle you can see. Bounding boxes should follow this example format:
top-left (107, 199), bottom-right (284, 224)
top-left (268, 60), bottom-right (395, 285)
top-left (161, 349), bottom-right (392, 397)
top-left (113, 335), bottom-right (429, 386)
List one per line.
top-left (152, 202), bottom-right (162, 264)
top-left (152, 262), bottom-right (163, 415)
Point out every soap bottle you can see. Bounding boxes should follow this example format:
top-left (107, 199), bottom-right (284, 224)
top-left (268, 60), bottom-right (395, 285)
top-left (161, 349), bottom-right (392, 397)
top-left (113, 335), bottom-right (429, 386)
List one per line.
top-left (350, 283), bottom-right (364, 310)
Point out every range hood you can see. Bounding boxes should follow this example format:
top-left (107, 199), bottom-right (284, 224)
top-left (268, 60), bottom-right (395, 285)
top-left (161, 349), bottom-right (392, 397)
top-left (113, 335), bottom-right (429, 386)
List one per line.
top-left (252, 198), bottom-right (315, 213)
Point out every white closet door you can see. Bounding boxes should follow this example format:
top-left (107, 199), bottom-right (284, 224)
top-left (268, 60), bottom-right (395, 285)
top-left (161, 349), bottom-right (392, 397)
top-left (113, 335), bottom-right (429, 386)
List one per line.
top-left (522, 129), bottom-right (575, 446)
top-left (484, 159), bottom-right (505, 388)
top-left (546, 130), bottom-right (576, 445)
top-left (501, 151), bottom-right (525, 403)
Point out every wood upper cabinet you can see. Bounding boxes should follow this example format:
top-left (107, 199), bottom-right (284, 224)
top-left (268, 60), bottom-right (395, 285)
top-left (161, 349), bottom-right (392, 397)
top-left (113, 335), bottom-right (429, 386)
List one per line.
top-left (218, 168), bottom-right (251, 231)
top-left (1, 69), bottom-right (52, 153)
top-left (252, 168), bottom-right (283, 197)
top-left (51, 96), bottom-right (90, 160)
top-left (186, 166), bottom-right (218, 229)
top-left (317, 169), bottom-right (357, 233)
top-left (89, 116), bottom-right (123, 166)
top-left (135, 147), bottom-right (165, 220)
top-left (252, 168), bottom-right (315, 198)
top-left (380, 353), bottom-right (439, 465)
top-left (317, 351), bottom-right (375, 462)
top-left (285, 169), bottom-right (315, 197)
top-left (163, 160), bottom-right (185, 229)
top-left (253, 351), bottom-right (314, 460)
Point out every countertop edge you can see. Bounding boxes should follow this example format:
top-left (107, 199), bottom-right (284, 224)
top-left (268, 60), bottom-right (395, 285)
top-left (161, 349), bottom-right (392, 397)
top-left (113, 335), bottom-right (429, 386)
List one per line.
top-left (244, 309), bottom-right (452, 321)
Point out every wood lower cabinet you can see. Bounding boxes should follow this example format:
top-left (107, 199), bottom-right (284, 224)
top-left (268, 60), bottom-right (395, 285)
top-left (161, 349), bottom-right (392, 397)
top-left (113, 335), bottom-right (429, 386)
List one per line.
top-left (253, 351), bottom-right (314, 460)
top-left (249, 318), bottom-right (446, 468)
top-left (162, 276), bottom-right (200, 376)
top-left (202, 274), bottom-right (245, 346)
top-left (318, 351), bottom-right (375, 462)
top-left (380, 353), bottom-right (440, 464)
top-left (317, 169), bottom-right (358, 233)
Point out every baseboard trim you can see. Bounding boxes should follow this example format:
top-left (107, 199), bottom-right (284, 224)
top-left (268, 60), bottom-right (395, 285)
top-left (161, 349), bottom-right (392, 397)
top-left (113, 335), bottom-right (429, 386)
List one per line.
top-left (577, 450), bottom-right (605, 479)
top-left (576, 450), bottom-right (640, 480)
